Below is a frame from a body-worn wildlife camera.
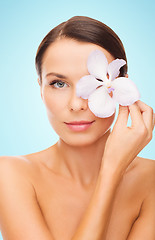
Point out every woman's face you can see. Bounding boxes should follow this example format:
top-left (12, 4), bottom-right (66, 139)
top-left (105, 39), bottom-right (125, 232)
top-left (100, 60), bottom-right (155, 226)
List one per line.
top-left (39, 38), bottom-right (115, 146)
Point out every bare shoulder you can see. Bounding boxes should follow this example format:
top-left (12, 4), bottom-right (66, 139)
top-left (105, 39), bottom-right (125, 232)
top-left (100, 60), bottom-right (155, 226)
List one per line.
top-left (0, 155), bottom-right (36, 201)
top-left (0, 155), bottom-right (52, 239)
top-left (123, 156), bottom-right (155, 201)
top-left (133, 156), bottom-right (155, 193)
top-left (126, 157), bottom-right (155, 239)
top-left (0, 155), bottom-right (36, 180)
top-left (135, 156), bottom-right (155, 176)
top-left (0, 144), bottom-right (57, 184)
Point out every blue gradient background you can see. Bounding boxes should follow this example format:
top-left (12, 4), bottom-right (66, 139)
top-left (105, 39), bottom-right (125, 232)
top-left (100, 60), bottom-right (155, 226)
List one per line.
top-left (0, 0), bottom-right (155, 239)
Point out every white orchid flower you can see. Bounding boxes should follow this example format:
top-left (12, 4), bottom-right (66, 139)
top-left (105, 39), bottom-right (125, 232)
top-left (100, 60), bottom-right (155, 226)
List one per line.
top-left (76, 49), bottom-right (140, 118)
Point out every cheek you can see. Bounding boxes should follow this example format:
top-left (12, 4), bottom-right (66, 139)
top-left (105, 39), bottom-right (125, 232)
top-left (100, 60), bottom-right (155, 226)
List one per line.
top-left (43, 89), bottom-right (67, 117)
top-left (97, 113), bottom-right (115, 135)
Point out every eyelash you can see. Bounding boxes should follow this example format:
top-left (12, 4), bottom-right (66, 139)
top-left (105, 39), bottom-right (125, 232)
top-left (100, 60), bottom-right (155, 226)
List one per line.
top-left (49, 80), bottom-right (68, 89)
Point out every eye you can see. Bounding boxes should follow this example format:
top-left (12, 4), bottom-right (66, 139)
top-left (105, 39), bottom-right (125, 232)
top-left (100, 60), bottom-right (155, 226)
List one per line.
top-left (49, 80), bottom-right (68, 89)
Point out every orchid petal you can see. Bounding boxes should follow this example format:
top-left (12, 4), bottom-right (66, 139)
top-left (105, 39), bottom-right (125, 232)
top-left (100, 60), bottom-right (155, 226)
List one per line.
top-left (87, 49), bottom-right (108, 81)
top-left (112, 77), bottom-right (140, 106)
top-left (108, 59), bottom-right (126, 81)
top-left (76, 75), bottom-right (101, 99)
top-left (88, 86), bottom-right (116, 118)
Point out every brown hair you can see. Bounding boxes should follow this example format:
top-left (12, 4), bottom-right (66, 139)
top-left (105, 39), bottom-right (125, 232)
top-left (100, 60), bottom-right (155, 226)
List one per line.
top-left (35, 16), bottom-right (127, 84)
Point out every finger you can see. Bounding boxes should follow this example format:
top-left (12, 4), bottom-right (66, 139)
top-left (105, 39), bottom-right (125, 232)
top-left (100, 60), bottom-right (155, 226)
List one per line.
top-left (129, 102), bottom-right (145, 129)
top-left (115, 105), bottom-right (129, 127)
top-left (136, 100), bottom-right (154, 130)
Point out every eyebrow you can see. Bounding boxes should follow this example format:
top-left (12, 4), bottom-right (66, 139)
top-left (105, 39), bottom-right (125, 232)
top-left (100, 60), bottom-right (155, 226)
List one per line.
top-left (46, 72), bottom-right (67, 79)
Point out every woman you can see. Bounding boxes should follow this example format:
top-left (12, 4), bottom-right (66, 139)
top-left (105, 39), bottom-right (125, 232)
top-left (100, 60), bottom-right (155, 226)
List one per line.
top-left (0, 16), bottom-right (155, 240)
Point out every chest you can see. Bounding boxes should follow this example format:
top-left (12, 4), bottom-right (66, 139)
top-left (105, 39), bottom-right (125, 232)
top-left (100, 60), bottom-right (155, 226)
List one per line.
top-left (33, 171), bottom-right (143, 240)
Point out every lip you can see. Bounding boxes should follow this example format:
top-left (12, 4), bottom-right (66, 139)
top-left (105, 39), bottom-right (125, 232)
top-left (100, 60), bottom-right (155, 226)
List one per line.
top-left (65, 120), bottom-right (95, 125)
top-left (64, 120), bottom-right (95, 132)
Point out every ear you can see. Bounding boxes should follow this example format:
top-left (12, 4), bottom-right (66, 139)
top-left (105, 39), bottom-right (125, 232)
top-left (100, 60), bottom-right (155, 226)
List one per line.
top-left (37, 78), bottom-right (43, 100)
top-left (125, 73), bottom-right (128, 78)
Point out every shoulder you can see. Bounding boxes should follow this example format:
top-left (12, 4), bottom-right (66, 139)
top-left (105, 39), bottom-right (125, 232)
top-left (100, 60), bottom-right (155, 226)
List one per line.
top-left (0, 145), bottom-right (56, 183)
top-left (0, 153), bottom-right (45, 194)
top-left (0, 155), bottom-right (35, 179)
top-left (135, 156), bottom-right (155, 178)
top-left (132, 156), bottom-right (155, 194)
top-left (0, 155), bottom-right (36, 200)
top-left (127, 156), bottom-right (155, 178)
top-left (0, 146), bottom-right (52, 173)
top-left (126, 157), bottom-right (155, 239)
top-left (0, 155), bottom-right (53, 239)
top-left (123, 156), bottom-right (155, 202)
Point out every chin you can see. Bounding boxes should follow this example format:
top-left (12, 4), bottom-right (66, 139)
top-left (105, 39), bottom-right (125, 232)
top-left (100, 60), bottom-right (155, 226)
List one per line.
top-left (63, 138), bottom-right (95, 147)
top-left (59, 131), bottom-right (109, 147)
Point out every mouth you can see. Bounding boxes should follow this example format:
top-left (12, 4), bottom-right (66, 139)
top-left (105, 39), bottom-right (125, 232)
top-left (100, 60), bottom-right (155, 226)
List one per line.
top-left (65, 120), bottom-right (95, 125)
top-left (64, 120), bottom-right (95, 132)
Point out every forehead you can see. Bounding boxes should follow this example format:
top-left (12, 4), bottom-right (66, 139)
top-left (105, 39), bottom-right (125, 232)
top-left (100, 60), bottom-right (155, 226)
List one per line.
top-left (42, 38), bottom-right (114, 79)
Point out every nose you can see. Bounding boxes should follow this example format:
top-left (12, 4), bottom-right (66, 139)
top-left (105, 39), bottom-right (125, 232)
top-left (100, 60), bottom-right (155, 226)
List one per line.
top-left (69, 88), bottom-right (88, 112)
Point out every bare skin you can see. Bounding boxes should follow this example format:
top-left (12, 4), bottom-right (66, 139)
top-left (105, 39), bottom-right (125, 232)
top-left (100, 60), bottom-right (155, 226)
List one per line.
top-left (0, 145), bottom-right (155, 240)
top-left (22, 146), bottom-right (155, 240)
top-left (0, 38), bottom-right (155, 240)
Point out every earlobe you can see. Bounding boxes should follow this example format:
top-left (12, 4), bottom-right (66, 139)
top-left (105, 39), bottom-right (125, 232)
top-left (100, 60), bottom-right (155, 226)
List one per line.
top-left (37, 78), bottom-right (41, 86)
top-left (125, 73), bottom-right (129, 78)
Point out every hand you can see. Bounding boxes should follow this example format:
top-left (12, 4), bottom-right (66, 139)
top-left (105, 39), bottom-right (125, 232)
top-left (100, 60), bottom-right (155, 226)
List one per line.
top-left (101, 100), bottom-right (155, 175)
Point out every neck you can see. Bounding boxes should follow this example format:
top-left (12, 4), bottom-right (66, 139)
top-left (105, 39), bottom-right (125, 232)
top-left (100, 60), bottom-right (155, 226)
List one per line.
top-left (54, 129), bottom-right (111, 186)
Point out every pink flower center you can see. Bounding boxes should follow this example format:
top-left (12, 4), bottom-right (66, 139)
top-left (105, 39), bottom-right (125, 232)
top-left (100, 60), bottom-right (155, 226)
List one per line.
top-left (108, 87), bottom-right (115, 93)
